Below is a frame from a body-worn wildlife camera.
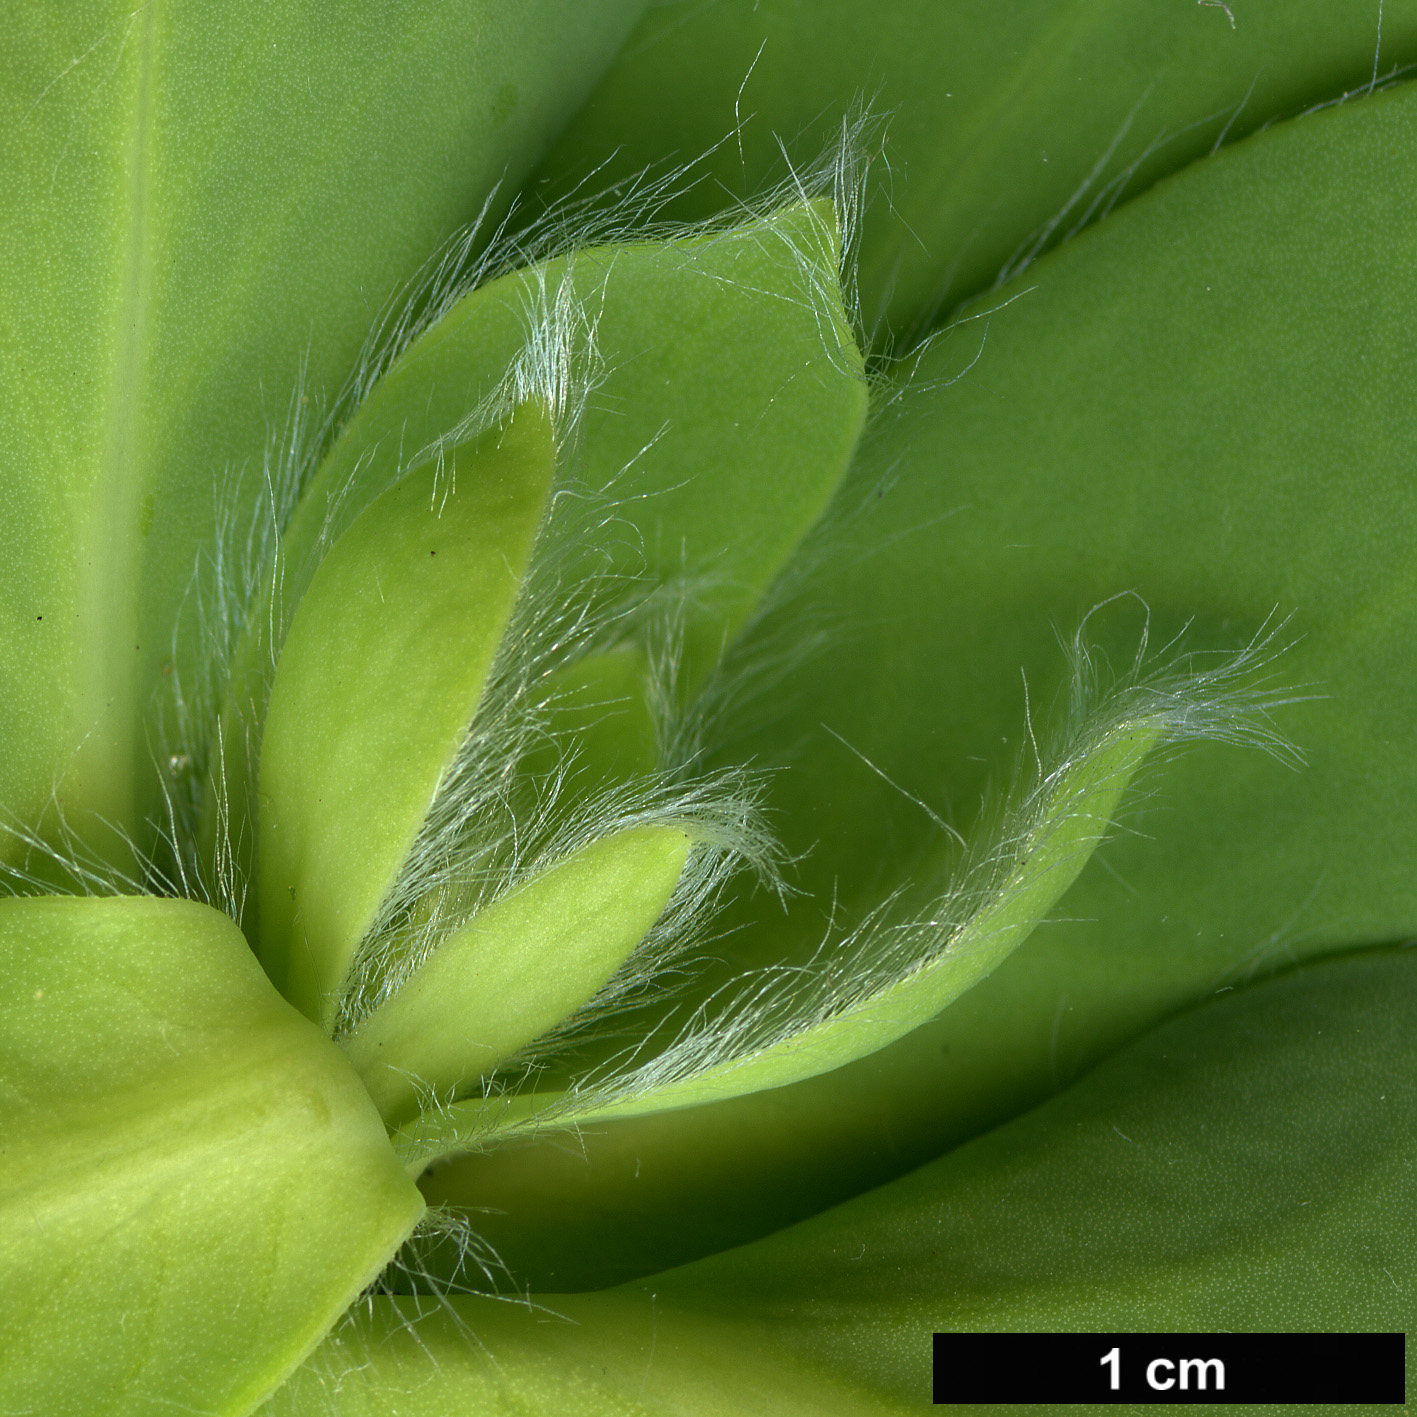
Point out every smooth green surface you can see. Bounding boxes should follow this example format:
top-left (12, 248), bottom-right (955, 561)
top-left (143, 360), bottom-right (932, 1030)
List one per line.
top-left (345, 825), bottom-right (691, 1125)
top-left (533, 0), bottom-right (1417, 342)
top-left (259, 405), bottom-right (554, 1026)
top-left (525, 646), bottom-right (661, 791)
top-left (629, 945), bottom-right (1417, 1412)
top-left (0, 896), bottom-right (424, 1417)
top-left (422, 79), bottom-right (1417, 1290)
top-left (299, 948), bottom-right (1417, 1414)
top-left (0, 0), bottom-right (647, 866)
top-left (260, 1297), bottom-right (906, 1417)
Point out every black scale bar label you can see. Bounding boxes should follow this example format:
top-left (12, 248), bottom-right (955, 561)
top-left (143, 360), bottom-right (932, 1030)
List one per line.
top-left (933, 1333), bottom-right (1405, 1404)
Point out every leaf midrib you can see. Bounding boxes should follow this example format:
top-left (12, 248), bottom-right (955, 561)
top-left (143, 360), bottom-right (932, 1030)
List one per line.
top-left (79, 0), bottom-right (157, 836)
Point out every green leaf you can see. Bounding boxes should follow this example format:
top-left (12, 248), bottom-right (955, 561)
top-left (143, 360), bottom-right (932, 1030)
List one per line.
top-left (523, 646), bottom-right (661, 789)
top-left (277, 946), bottom-right (1417, 1414)
top-left (400, 714), bottom-right (1167, 1163)
top-left (258, 404), bottom-right (555, 1025)
top-left (532, 0), bottom-right (1417, 341)
top-left (737, 73), bottom-right (1417, 1159)
top-left (287, 197), bottom-right (866, 676)
top-left (258, 1298), bottom-right (906, 1417)
top-left (208, 197), bottom-right (866, 924)
top-left (421, 79), bottom-right (1417, 1289)
top-left (343, 825), bottom-right (692, 1125)
top-left (0, 0), bottom-right (649, 862)
top-left (0, 896), bottom-right (423, 1417)
top-left (622, 946), bottom-right (1417, 1408)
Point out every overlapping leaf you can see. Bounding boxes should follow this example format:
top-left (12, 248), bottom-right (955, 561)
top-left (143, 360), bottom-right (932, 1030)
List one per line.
top-left (6, 4), bottom-right (1417, 1412)
top-left (531, 0), bottom-right (1417, 340)
top-left (0, 897), bottom-right (423, 1416)
top-left (426, 76), bottom-right (1417, 1290)
top-left (276, 947), bottom-right (1417, 1414)
top-left (0, 0), bottom-right (648, 864)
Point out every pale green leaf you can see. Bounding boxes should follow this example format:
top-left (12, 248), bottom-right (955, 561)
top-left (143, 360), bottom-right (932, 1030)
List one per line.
top-left (626, 946), bottom-right (1417, 1410)
top-left (259, 1295), bottom-right (906, 1417)
top-left (0, 896), bottom-right (423, 1417)
top-left (343, 825), bottom-right (691, 1125)
top-left (207, 197), bottom-right (866, 927)
top-left (285, 198), bottom-right (865, 677)
top-left (279, 947), bottom-right (1417, 1414)
top-left (258, 405), bottom-right (555, 1025)
top-left (397, 715), bottom-right (1170, 1166)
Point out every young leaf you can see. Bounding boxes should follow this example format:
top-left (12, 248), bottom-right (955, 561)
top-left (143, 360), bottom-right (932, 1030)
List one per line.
top-left (343, 825), bottom-right (691, 1124)
top-left (629, 945), bottom-right (1417, 1403)
top-left (290, 197), bottom-right (866, 678)
top-left (204, 197), bottom-right (865, 931)
top-left (394, 702), bottom-right (1185, 1166)
top-left (588, 726), bottom-right (1162, 1118)
top-left (732, 73), bottom-right (1417, 1161)
top-left (259, 1296), bottom-right (904, 1417)
top-left (258, 404), bottom-right (555, 1025)
top-left (419, 78), bottom-right (1417, 1287)
top-left (280, 946), bottom-right (1417, 1412)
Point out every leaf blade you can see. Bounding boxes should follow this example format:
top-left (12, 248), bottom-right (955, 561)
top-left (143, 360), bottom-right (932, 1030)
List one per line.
top-left (278, 947), bottom-right (1417, 1413)
top-left (0, 896), bottom-right (423, 1417)
top-left (0, 0), bottom-right (650, 862)
top-left (422, 78), bottom-right (1417, 1290)
top-left (530, 0), bottom-right (1417, 341)
top-left (258, 405), bottom-right (555, 1024)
